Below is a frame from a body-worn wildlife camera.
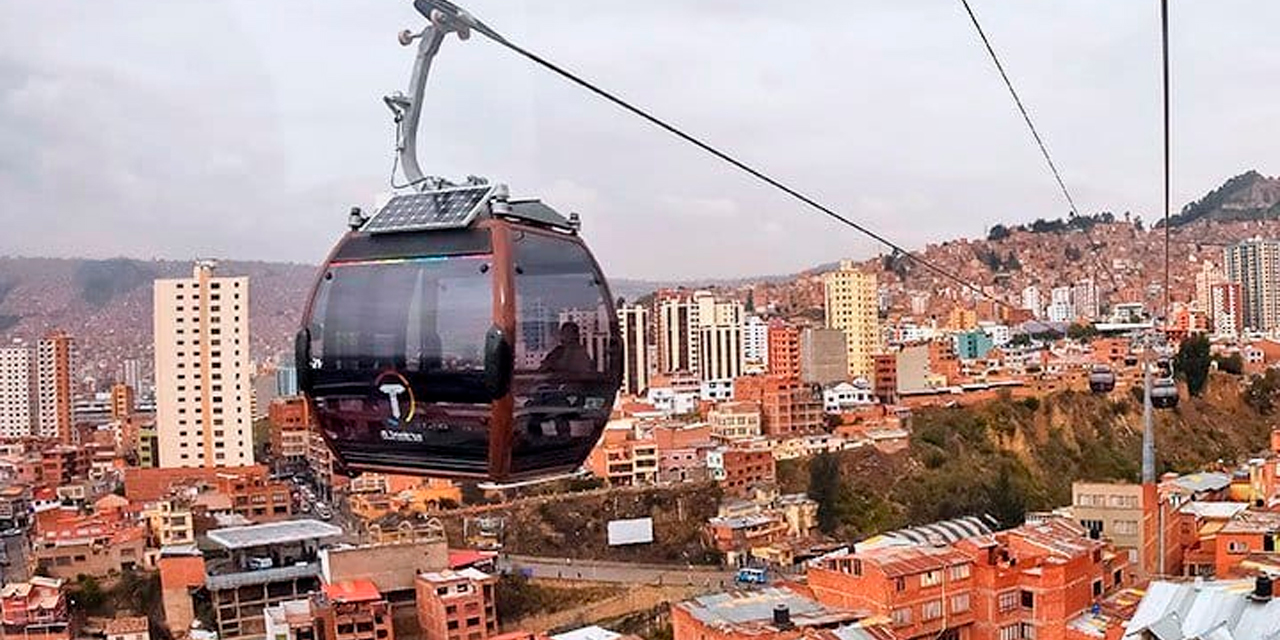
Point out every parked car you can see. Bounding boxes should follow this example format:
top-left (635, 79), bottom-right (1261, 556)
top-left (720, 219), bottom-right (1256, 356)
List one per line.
top-left (735, 567), bottom-right (767, 585)
top-left (247, 557), bottom-right (274, 570)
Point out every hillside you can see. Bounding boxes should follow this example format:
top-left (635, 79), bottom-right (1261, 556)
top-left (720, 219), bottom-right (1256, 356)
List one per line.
top-left (1164, 170), bottom-right (1280, 227)
top-left (777, 373), bottom-right (1276, 540)
top-left (0, 256), bottom-right (671, 381)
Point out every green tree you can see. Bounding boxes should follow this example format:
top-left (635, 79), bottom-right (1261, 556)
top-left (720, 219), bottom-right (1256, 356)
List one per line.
top-left (808, 453), bottom-right (843, 534)
top-left (74, 575), bottom-right (107, 614)
top-left (1066, 322), bottom-right (1097, 342)
top-left (1213, 353), bottom-right (1244, 375)
top-left (1174, 334), bottom-right (1211, 396)
top-left (987, 464), bottom-right (1026, 529)
top-left (1246, 369), bottom-right (1280, 415)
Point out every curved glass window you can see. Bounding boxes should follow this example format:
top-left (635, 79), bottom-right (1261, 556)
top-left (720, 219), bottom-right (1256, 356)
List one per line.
top-left (307, 253), bottom-right (492, 402)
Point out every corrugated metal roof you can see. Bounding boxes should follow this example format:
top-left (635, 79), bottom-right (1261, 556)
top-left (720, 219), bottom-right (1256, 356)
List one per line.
top-left (1178, 502), bottom-right (1249, 520)
top-left (550, 626), bottom-right (622, 640)
top-left (1167, 472), bottom-right (1232, 494)
top-left (681, 587), bottom-right (862, 631)
top-left (206, 519), bottom-right (342, 549)
top-left (1123, 579), bottom-right (1280, 640)
top-left (860, 515), bottom-right (994, 550)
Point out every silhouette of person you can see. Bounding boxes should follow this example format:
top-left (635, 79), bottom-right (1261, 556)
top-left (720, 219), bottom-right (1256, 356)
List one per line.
top-left (539, 322), bottom-right (596, 373)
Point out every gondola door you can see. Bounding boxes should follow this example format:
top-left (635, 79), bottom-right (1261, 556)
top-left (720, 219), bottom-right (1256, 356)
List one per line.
top-left (506, 227), bottom-right (621, 477)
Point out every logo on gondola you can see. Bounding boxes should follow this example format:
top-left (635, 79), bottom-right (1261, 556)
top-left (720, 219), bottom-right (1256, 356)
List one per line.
top-left (374, 370), bottom-right (416, 425)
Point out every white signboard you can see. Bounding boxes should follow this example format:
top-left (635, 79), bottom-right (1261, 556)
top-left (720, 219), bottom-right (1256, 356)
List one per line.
top-left (607, 517), bottom-right (654, 546)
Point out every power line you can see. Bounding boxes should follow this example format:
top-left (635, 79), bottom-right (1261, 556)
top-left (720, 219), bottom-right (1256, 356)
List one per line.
top-left (414, 0), bottom-right (1012, 308)
top-left (958, 0), bottom-right (1078, 217)
top-left (957, 0), bottom-right (1120, 293)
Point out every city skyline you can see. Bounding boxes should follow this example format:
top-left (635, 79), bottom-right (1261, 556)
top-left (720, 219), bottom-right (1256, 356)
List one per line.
top-left (4, 2), bottom-right (1280, 279)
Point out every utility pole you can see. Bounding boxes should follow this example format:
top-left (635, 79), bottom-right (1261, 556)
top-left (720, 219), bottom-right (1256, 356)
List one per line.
top-left (1142, 343), bottom-right (1155, 484)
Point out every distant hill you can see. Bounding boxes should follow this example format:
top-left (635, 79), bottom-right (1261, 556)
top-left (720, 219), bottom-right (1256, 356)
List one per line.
top-left (0, 256), bottom-right (798, 380)
top-left (1163, 170), bottom-right (1280, 227)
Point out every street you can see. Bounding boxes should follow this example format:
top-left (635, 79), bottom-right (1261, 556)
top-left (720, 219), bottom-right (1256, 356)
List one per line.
top-left (501, 555), bottom-right (737, 588)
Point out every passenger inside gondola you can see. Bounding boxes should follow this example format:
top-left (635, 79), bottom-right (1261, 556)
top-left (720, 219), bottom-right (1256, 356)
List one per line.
top-left (538, 322), bottom-right (596, 373)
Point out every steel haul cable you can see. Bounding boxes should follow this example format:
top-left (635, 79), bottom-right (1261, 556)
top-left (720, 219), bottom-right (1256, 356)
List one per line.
top-left (414, 0), bottom-right (1013, 309)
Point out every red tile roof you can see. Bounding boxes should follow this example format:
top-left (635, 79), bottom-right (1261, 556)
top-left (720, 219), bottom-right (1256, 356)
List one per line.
top-left (322, 579), bottom-right (383, 603)
top-left (449, 549), bottom-right (498, 569)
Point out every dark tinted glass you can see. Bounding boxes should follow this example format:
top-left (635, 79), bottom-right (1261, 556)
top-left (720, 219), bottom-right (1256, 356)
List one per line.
top-left (309, 255), bottom-right (492, 379)
top-left (304, 253), bottom-right (494, 475)
top-left (509, 231), bottom-right (618, 473)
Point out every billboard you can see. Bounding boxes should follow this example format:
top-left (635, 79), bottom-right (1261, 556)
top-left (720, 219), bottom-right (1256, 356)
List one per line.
top-left (607, 517), bottom-right (654, 546)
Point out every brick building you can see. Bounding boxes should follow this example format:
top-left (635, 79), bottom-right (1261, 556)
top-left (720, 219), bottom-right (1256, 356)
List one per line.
top-left (767, 322), bottom-right (801, 379)
top-left (415, 568), bottom-right (498, 640)
top-left (31, 512), bottom-right (146, 579)
top-left (733, 376), bottom-right (822, 436)
top-left (709, 446), bottom-right (776, 498)
top-left (40, 446), bottom-right (91, 486)
top-left (807, 517), bottom-right (1129, 640)
top-left (269, 397), bottom-right (311, 462)
top-left (0, 577), bottom-right (69, 640)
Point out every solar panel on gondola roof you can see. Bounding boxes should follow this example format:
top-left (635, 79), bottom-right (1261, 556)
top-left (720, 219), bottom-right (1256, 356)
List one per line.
top-left (364, 184), bottom-right (493, 233)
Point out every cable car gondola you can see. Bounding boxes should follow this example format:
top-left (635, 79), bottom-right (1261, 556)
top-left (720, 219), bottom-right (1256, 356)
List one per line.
top-left (295, 4), bottom-right (621, 481)
top-left (1150, 357), bottom-right (1178, 409)
top-left (1088, 364), bottom-right (1116, 394)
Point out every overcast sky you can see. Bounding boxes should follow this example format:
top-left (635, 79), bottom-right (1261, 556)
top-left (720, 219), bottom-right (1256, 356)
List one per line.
top-left (2, 1), bottom-right (1278, 280)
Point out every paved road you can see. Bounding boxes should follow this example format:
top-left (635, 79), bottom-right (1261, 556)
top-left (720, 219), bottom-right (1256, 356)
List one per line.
top-left (500, 556), bottom-right (737, 588)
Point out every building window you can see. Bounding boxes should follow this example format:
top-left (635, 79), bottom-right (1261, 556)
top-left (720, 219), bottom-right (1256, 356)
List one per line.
top-left (890, 608), bottom-right (911, 627)
top-left (998, 625), bottom-right (1019, 640)
top-left (998, 591), bottom-right (1018, 613)
top-left (894, 577), bottom-right (906, 591)
top-left (1228, 541), bottom-right (1249, 554)
top-left (920, 570), bottom-right (941, 587)
top-left (950, 563), bottom-right (970, 580)
top-left (921, 600), bottom-right (943, 620)
top-left (1021, 590), bottom-right (1034, 610)
top-left (1114, 520), bottom-right (1138, 535)
top-left (1021, 623), bottom-right (1037, 639)
top-left (950, 593), bottom-right (970, 613)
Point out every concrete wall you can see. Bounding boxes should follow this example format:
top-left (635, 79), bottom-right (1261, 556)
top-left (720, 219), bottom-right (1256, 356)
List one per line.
top-left (321, 539), bottom-right (448, 594)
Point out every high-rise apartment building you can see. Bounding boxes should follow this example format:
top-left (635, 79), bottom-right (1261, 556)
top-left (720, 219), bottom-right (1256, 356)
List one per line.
top-left (766, 320), bottom-right (800, 379)
top-left (618, 304), bottom-right (650, 395)
top-left (154, 261), bottom-right (253, 468)
top-left (1072, 278), bottom-right (1099, 321)
top-left (110, 383), bottom-right (135, 421)
top-left (1210, 282), bottom-right (1244, 339)
top-left (122, 358), bottom-right (143, 394)
top-left (1225, 239), bottom-right (1280, 331)
top-left (657, 294), bottom-right (698, 375)
top-left (36, 331), bottom-right (75, 444)
top-left (822, 261), bottom-right (879, 379)
top-left (1195, 261), bottom-right (1225, 313)
top-left (695, 294), bottom-right (743, 382)
top-left (0, 346), bottom-right (34, 438)
top-left (742, 315), bottom-right (769, 367)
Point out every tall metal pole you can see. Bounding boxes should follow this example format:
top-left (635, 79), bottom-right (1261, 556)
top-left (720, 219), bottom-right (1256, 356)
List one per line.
top-left (1142, 344), bottom-right (1155, 484)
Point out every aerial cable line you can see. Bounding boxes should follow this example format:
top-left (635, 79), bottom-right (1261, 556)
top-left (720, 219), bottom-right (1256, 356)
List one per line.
top-left (1160, 0), bottom-right (1171, 321)
top-left (958, 0), bottom-right (1078, 217)
top-left (957, 0), bottom-right (1120, 291)
top-left (412, 0), bottom-right (1012, 308)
